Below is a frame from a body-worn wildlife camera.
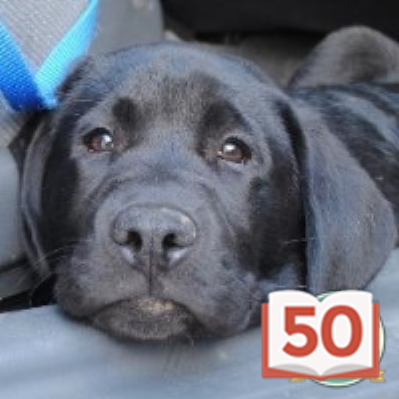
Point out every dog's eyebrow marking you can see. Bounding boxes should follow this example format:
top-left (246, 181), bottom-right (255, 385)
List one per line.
top-left (112, 97), bottom-right (138, 128)
top-left (200, 101), bottom-right (248, 140)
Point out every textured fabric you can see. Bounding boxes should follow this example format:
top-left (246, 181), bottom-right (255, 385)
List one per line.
top-left (0, 96), bottom-right (19, 147)
top-left (0, 0), bottom-right (88, 146)
top-left (0, 0), bottom-right (87, 69)
top-left (0, 0), bottom-right (97, 111)
top-left (0, 23), bottom-right (49, 110)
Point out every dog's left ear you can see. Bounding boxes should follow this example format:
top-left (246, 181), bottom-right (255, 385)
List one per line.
top-left (288, 26), bottom-right (399, 88)
top-left (283, 104), bottom-right (397, 294)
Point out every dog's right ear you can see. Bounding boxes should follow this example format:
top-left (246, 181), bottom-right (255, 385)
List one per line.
top-left (19, 115), bottom-right (53, 276)
top-left (19, 58), bottom-right (92, 276)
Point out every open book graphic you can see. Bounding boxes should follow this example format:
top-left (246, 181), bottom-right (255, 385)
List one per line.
top-left (262, 291), bottom-right (380, 380)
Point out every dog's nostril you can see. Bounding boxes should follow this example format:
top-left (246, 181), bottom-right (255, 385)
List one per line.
top-left (163, 233), bottom-right (178, 250)
top-left (126, 231), bottom-right (143, 251)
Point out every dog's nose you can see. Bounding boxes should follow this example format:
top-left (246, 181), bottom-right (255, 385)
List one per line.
top-left (111, 206), bottom-right (197, 272)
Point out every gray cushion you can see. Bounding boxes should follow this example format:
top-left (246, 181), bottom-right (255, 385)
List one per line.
top-left (0, 250), bottom-right (397, 399)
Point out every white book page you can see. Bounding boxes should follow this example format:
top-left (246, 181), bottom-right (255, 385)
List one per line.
top-left (268, 290), bottom-right (373, 376)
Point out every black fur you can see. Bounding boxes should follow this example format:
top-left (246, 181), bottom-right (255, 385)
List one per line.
top-left (20, 27), bottom-right (398, 340)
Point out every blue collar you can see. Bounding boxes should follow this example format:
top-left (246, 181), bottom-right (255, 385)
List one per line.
top-left (0, 0), bottom-right (98, 111)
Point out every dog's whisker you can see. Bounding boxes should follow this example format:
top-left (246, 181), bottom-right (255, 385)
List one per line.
top-left (0, 270), bottom-right (34, 293)
top-left (280, 237), bottom-right (317, 247)
top-left (79, 193), bottom-right (106, 210)
top-left (28, 245), bottom-right (78, 270)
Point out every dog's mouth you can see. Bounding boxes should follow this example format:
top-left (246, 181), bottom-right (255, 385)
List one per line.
top-left (91, 297), bottom-right (200, 341)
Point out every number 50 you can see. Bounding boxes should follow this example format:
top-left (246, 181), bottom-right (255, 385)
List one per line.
top-left (283, 306), bottom-right (363, 357)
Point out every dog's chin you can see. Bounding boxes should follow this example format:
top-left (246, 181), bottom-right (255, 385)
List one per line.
top-left (91, 298), bottom-right (199, 341)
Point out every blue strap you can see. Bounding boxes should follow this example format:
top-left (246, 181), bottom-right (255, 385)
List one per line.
top-left (0, 0), bottom-right (98, 111)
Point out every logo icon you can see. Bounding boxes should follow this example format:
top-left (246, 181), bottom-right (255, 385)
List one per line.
top-left (262, 290), bottom-right (384, 386)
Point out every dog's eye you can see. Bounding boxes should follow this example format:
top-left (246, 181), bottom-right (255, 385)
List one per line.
top-left (83, 128), bottom-right (114, 152)
top-left (217, 138), bottom-right (251, 164)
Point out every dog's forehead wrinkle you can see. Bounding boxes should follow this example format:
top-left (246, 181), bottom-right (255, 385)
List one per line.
top-left (110, 75), bottom-right (260, 149)
top-left (117, 71), bottom-right (225, 120)
top-left (99, 87), bottom-right (244, 151)
top-left (57, 44), bottom-right (277, 135)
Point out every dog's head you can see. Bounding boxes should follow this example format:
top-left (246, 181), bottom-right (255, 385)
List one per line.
top-left (21, 42), bottom-right (396, 340)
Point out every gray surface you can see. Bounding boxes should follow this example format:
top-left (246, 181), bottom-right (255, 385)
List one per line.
top-left (0, 0), bottom-right (88, 146)
top-left (0, 0), bottom-right (87, 69)
top-left (203, 32), bottom-right (319, 85)
top-left (0, 148), bottom-right (22, 267)
top-left (90, 0), bottom-right (163, 54)
top-left (0, 250), bottom-right (397, 399)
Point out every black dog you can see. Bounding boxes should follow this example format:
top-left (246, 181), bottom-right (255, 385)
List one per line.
top-left (20, 27), bottom-right (399, 340)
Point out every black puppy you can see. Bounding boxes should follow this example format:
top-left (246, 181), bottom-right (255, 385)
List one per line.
top-left (20, 27), bottom-right (399, 340)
